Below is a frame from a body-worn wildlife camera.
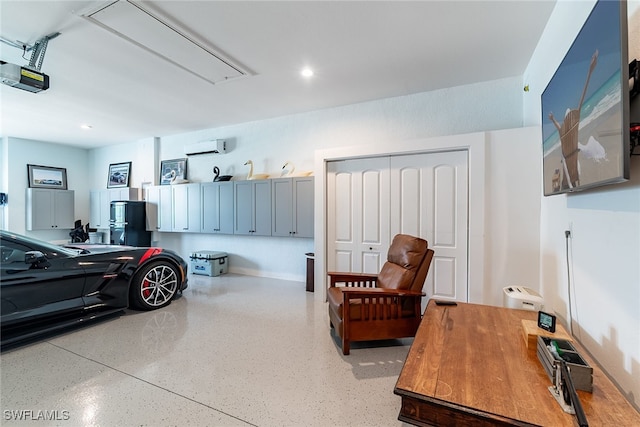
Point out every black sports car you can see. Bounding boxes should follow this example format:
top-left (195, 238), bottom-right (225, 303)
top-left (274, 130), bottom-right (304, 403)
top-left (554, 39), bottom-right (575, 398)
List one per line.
top-left (0, 230), bottom-right (188, 347)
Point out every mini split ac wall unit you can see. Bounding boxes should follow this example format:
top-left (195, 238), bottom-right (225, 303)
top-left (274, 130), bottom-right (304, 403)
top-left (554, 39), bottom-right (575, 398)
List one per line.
top-left (184, 139), bottom-right (226, 156)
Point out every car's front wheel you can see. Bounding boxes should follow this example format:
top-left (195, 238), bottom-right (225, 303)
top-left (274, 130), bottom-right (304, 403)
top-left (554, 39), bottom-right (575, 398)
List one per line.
top-left (130, 261), bottom-right (179, 310)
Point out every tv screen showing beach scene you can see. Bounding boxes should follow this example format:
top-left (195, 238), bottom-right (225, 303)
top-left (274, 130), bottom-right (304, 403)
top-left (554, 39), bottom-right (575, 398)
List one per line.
top-left (541, 0), bottom-right (630, 196)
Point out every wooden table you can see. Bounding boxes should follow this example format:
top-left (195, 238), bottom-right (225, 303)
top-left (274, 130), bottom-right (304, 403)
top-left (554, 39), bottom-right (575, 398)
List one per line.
top-left (394, 300), bottom-right (640, 426)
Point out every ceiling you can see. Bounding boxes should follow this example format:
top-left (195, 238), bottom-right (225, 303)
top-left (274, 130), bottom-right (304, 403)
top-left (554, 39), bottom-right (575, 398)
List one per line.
top-left (0, 1), bottom-right (556, 149)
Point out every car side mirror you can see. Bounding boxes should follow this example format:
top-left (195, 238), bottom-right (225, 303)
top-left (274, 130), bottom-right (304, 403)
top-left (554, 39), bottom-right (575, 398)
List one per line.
top-left (25, 250), bottom-right (47, 266)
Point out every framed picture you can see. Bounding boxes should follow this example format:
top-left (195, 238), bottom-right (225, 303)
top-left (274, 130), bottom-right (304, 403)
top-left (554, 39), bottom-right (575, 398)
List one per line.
top-left (108, 162), bottom-right (131, 188)
top-left (160, 158), bottom-right (187, 185)
top-left (27, 164), bottom-right (68, 190)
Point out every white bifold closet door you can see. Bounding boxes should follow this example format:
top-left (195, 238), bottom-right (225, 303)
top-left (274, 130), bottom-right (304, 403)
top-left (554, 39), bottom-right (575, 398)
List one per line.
top-left (327, 150), bottom-right (469, 302)
top-left (327, 157), bottom-right (390, 274)
top-left (390, 151), bottom-right (468, 301)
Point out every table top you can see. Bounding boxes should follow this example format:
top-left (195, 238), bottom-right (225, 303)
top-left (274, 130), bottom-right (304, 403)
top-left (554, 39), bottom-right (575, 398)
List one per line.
top-left (394, 300), bottom-right (640, 426)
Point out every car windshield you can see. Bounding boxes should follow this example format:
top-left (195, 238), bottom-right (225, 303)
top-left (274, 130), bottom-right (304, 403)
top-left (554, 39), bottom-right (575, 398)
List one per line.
top-left (0, 231), bottom-right (79, 257)
top-left (38, 241), bottom-right (82, 256)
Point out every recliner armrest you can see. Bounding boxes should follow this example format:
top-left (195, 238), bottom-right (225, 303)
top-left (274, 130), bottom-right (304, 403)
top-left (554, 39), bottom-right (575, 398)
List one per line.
top-left (340, 287), bottom-right (425, 298)
top-left (339, 287), bottom-right (426, 324)
top-left (328, 272), bottom-right (379, 288)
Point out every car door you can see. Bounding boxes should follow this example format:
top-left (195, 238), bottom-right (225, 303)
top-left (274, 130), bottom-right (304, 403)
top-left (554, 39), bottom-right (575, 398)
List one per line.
top-left (0, 235), bottom-right (86, 325)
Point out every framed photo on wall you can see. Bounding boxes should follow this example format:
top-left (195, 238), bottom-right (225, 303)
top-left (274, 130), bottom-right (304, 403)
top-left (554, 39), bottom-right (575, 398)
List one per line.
top-left (160, 158), bottom-right (187, 185)
top-left (27, 164), bottom-right (68, 190)
top-left (108, 162), bottom-right (131, 188)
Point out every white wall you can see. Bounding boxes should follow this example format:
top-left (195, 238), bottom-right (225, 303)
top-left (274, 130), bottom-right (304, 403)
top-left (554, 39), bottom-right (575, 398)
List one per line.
top-left (484, 127), bottom-right (542, 307)
top-left (147, 76), bottom-right (525, 283)
top-left (88, 137), bottom-right (158, 190)
top-left (3, 137), bottom-right (91, 240)
top-left (524, 0), bottom-right (640, 410)
top-left (160, 74), bottom-right (525, 181)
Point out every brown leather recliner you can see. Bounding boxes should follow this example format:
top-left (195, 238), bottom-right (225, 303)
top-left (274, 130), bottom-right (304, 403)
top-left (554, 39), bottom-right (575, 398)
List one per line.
top-left (327, 234), bottom-right (434, 355)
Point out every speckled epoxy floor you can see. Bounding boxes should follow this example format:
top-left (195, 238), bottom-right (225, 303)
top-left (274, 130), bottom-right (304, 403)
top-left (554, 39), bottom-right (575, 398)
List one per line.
top-left (1, 274), bottom-right (414, 426)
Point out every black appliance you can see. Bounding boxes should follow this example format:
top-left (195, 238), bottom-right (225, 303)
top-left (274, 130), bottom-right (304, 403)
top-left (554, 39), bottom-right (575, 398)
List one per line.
top-left (110, 201), bottom-right (151, 246)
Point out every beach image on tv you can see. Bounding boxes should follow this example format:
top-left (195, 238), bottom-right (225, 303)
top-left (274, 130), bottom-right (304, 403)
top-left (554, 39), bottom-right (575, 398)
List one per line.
top-left (541, 0), bottom-right (627, 196)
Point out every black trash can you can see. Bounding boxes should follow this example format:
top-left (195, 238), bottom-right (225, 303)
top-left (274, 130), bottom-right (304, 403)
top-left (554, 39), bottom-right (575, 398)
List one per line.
top-left (305, 252), bottom-right (315, 292)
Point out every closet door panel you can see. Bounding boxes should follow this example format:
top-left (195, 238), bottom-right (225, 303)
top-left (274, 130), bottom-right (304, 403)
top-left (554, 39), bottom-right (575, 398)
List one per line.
top-left (391, 150), bottom-right (468, 302)
top-left (334, 173), bottom-right (353, 242)
top-left (327, 157), bottom-right (389, 274)
top-left (433, 165), bottom-right (457, 247)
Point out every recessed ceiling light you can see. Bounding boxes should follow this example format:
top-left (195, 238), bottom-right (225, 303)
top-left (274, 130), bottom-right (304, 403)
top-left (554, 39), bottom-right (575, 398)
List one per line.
top-left (80, 124), bottom-right (93, 130)
top-left (301, 67), bottom-right (314, 78)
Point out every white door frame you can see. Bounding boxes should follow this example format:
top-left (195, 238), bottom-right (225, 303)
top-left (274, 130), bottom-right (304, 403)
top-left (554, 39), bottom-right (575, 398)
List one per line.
top-left (313, 131), bottom-right (487, 304)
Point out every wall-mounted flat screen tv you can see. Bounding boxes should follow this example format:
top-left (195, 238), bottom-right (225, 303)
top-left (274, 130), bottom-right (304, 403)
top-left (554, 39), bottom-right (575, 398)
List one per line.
top-left (541, 0), bottom-right (630, 196)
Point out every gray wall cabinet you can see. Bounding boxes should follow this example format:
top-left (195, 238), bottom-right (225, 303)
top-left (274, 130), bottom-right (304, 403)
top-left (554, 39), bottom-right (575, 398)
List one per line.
top-left (26, 188), bottom-right (75, 230)
top-left (201, 182), bottom-right (234, 234)
top-left (142, 178), bottom-right (313, 238)
top-left (234, 180), bottom-right (272, 236)
top-left (172, 183), bottom-right (201, 233)
top-left (145, 185), bottom-right (172, 232)
top-left (271, 177), bottom-right (314, 238)
top-left (90, 188), bottom-right (139, 229)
